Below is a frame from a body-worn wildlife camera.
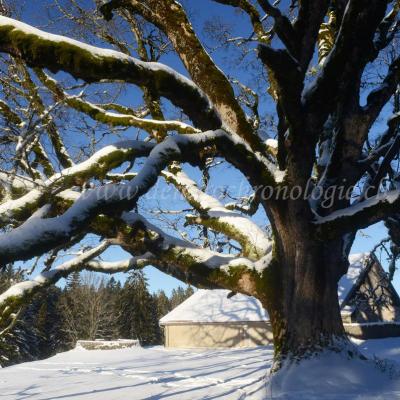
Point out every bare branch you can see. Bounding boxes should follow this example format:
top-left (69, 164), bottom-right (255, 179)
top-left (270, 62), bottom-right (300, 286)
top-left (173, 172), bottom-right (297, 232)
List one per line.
top-left (364, 56), bottom-right (400, 125)
top-left (35, 69), bottom-right (200, 135)
top-left (100, 0), bottom-right (265, 152)
top-left (212, 0), bottom-right (269, 43)
top-left (256, 0), bottom-right (298, 57)
top-left (292, 0), bottom-right (330, 71)
top-left (0, 98), bottom-right (22, 125)
top-left (303, 0), bottom-right (388, 124)
top-left (18, 63), bottom-right (73, 169)
top-left (258, 45), bottom-right (303, 131)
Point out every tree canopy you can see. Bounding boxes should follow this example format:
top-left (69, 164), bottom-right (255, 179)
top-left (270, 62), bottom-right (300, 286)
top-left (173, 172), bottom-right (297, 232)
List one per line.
top-left (0, 0), bottom-right (400, 364)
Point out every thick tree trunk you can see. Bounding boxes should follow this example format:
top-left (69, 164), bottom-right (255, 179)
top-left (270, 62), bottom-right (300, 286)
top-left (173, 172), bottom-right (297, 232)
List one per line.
top-left (262, 203), bottom-right (351, 368)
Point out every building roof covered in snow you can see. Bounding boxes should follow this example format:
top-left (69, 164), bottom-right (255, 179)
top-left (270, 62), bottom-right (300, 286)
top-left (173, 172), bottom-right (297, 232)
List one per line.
top-left (159, 289), bottom-right (269, 324)
top-left (338, 253), bottom-right (370, 306)
top-left (160, 253), bottom-right (382, 325)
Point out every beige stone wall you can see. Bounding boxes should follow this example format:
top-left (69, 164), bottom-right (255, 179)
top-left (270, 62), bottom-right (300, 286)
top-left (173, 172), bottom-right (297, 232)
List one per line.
top-left (162, 259), bottom-right (400, 348)
top-left (164, 322), bottom-right (273, 348)
top-left (76, 339), bottom-right (140, 350)
top-left (343, 322), bottom-right (400, 339)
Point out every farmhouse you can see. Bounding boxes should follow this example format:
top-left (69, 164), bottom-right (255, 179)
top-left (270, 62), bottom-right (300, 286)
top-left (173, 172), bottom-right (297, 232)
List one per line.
top-left (160, 253), bottom-right (400, 348)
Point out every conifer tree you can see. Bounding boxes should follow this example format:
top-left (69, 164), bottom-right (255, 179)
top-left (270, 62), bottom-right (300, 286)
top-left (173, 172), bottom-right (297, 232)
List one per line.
top-left (116, 271), bottom-right (160, 345)
top-left (170, 286), bottom-right (194, 309)
top-left (155, 290), bottom-right (171, 320)
top-left (0, 265), bottom-right (41, 366)
top-left (32, 287), bottom-right (65, 358)
top-left (66, 271), bottom-right (81, 291)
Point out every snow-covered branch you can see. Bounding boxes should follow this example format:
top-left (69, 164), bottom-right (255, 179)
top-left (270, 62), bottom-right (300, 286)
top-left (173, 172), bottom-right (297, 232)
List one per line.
top-left (120, 212), bottom-right (273, 288)
top-left (0, 171), bottom-right (37, 196)
top-left (0, 241), bottom-right (153, 334)
top-left (0, 130), bottom-right (230, 264)
top-left (0, 140), bottom-right (154, 226)
top-left (0, 127), bottom-right (280, 265)
top-left (0, 208), bottom-right (274, 336)
top-left (0, 16), bottom-right (220, 131)
top-left (314, 190), bottom-right (400, 236)
top-left (162, 168), bottom-right (271, 259)
top-left (36, 70), bottom-right (200, 135)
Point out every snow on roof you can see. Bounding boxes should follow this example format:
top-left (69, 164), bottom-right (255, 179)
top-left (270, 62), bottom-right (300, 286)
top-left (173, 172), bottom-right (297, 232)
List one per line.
top-left (160, 254), bottom-right (372, 324)
top-left (338, 253), bottom-right (370, 307)
top-left (159, 289), bottom-right (269, 324)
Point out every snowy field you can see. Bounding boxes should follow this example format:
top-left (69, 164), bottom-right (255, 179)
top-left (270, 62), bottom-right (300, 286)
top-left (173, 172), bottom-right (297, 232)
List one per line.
top-left (0, 338), bottom-right (399, 399)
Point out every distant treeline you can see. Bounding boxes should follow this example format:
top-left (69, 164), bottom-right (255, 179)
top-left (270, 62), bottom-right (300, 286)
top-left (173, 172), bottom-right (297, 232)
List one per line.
top-left (0, 265), bottom-right (194, 367)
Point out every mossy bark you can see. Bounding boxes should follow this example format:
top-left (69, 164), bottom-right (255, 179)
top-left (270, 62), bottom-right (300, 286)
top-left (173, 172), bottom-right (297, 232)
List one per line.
top-left (261, 200), bottom-right (349, 366)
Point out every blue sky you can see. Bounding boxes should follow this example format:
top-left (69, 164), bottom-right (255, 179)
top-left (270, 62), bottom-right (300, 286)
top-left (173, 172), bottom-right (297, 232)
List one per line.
top-left (14, 0), bottom-right (400, 295)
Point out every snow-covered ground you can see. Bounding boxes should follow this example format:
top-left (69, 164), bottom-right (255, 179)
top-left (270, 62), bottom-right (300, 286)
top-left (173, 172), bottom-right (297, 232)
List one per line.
top-left (0, 345), bottom-right (271, 399)
top-left (270, 338), bottom-right (400, 400)
top-left (0, 338), bottom-right (399, 399)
